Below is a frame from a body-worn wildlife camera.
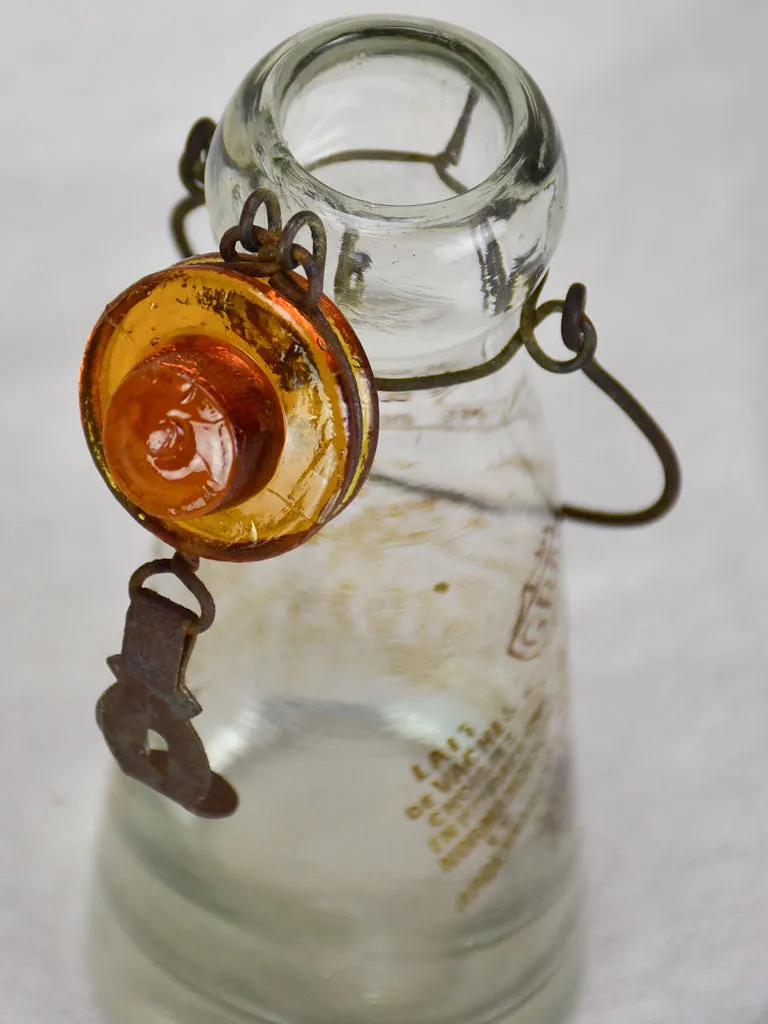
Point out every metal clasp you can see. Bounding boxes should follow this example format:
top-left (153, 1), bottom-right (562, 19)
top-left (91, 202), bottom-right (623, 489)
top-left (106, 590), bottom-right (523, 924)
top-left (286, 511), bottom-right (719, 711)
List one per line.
top-left (96, 553), bottom-right (238, 818)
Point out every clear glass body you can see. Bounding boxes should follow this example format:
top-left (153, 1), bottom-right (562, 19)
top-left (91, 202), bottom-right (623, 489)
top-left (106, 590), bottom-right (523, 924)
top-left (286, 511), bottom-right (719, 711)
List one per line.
top-left (90, 16), bottom-right (580, 1024)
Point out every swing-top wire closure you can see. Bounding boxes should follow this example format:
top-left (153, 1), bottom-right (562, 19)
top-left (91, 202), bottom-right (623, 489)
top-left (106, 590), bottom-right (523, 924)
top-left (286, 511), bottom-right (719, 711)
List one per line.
top-left (96, 550), bottom-right (240, 818)
top-left (172, 119), bottom-right (680, 529)
top-left (218, 189), bottom-right (329, 312)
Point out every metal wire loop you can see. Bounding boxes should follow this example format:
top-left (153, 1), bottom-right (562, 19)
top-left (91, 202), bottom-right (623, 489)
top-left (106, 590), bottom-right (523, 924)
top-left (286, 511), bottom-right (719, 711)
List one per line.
top-left (521, 297), bottom-right (598, 375)
top-left (171, 118), bottom-right (216, 260)
top-left (128, 553), bottom-right (216, 634)
top-left (519, 279), bottom-right (680, 525)
top-left (239, 189), bottom-right (283, 251)
top-left (219, 223), bottom-right (280, 272)
top-left (277, 211), bottom-right (328, 307)
top-left (561, 283), bottom-right (588, 351)
top-left (558, 359), bottom-right (681, 527)
top-left (178, 118), bottom-right (215, 196)
top-left (213, 193), bottom-right (327, 309)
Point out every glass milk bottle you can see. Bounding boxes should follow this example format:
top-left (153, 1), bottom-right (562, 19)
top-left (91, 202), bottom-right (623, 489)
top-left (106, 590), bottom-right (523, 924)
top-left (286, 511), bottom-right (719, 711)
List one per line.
top-left (90, 16), bottom-right (581, 1024)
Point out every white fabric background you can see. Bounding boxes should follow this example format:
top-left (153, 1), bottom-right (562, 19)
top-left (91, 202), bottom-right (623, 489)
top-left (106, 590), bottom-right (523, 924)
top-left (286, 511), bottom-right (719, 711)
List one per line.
top-left (0, 1), bottom-right (765, 1021)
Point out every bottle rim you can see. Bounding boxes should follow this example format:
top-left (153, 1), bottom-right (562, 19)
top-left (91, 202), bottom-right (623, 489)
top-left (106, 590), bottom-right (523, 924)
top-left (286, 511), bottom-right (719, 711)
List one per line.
top-left (216, 15), bottom-right (565, 229)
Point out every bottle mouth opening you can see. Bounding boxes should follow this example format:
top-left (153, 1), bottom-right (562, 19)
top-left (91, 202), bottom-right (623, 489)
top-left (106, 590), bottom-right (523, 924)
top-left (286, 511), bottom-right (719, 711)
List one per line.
top-left (264, 18), bottom-right (536, 223)
top-left (205, 17), bottom-right (567, 386)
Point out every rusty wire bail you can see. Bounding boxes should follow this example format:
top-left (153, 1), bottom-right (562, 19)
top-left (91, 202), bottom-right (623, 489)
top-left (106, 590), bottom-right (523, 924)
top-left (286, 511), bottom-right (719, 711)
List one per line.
top-left (520, 281), bottom-right (681, 527)
top-left (373, 272), bottom-right (680, 527)
top-left (172, 119), bottom-right (680, 528)
top-left (171, 118), bottom-right (216, 260)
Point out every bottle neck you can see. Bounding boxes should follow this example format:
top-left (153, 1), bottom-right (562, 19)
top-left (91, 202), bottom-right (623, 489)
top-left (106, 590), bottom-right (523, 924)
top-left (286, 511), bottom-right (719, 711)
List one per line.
top-left (368, 305), bottom-right (523, 414)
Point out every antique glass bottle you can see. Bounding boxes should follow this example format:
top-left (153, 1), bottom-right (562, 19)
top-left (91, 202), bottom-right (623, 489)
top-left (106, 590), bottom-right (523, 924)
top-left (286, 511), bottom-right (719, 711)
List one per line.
top-left (90, 16), bottom-right (580, 1024)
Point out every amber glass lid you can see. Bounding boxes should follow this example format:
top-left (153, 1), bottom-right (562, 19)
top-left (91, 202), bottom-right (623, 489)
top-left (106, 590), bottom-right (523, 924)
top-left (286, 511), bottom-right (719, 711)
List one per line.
top-left (80, 256), bottom-right (378, 561)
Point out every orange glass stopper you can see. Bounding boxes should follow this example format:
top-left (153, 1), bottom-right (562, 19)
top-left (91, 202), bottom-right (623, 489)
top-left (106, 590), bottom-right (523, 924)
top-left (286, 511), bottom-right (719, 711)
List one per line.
top-left (102, 337), bottom-right (286, 520)
top-left (81, 258), bottom-right (378, 561)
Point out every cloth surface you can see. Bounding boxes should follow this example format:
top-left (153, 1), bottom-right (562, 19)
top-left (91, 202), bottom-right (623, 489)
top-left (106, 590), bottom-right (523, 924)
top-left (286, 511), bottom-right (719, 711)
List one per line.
top-left (0, 2), bottom-right (765, 1021)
